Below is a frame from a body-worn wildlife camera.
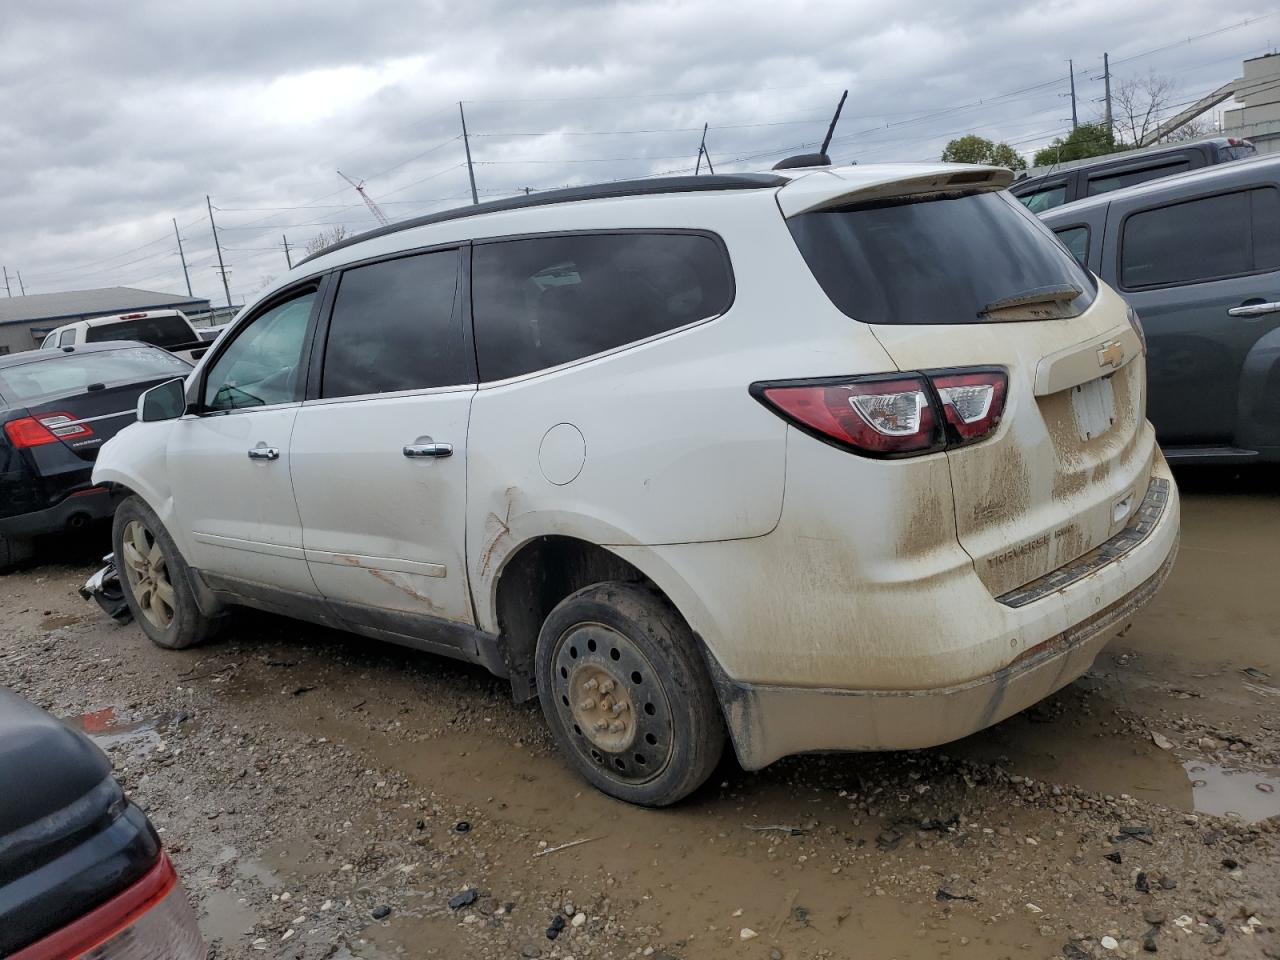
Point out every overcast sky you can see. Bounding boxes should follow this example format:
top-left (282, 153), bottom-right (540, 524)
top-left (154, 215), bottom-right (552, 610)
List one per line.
top-left (0, 1), bottom-right (1274, 310)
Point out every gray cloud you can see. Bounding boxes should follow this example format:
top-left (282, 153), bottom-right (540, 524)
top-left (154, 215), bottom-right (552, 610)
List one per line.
top-left (0, 0), bottom-right (1272, 307)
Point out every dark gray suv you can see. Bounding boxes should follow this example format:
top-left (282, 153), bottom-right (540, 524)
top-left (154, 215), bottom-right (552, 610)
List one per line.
top-left (1042, 155), bottom-right (1280, 463)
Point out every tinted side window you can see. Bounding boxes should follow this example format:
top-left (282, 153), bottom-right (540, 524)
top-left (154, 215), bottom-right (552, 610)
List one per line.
top-left (1055, 226), bottom-right (1090, 267)
top-left (321, 250), bottom-right (466, 399)
top-left (203, 291), bottom-right (315, 411)
top-left (473, 233), bottom-right (732, 382)
top-left (1252, 187), bottom-right (1280, 271)
top-left (1086, 160), bottom-right (1190, 196)
top-left (1018, 183), bottom-right (1067, 213)
top-left (1121, 188), bottom-right (1278, 289)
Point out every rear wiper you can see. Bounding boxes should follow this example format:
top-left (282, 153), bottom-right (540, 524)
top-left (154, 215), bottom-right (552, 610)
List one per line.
top-left (978, 283), bottom-right (1083, 318)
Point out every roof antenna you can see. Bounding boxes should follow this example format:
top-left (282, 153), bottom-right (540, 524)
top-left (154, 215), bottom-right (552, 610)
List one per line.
top-left (820, 89), bottom-right (848, 158)
top-left (773, 89), bottom-right (848, 170)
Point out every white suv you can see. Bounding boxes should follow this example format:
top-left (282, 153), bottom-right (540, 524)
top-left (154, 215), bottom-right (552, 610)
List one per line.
top-left (95, 163), bottom-right (1180, 806)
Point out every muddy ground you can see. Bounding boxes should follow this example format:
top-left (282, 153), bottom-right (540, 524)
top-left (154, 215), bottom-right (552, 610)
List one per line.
top-left (1, 465), bottom-right (1278, 960)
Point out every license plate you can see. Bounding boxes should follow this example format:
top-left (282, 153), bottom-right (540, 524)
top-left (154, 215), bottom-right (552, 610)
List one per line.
top-left (1070, 376), bottom-right (1116, 442)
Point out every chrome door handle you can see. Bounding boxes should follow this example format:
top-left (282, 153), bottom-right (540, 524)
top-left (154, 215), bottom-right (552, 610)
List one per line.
top-left (1228, 301), bottom-right (1280, 317)
top-left (247, 445), bottom-right (280, 461)
top-left (403, 442), bottom-right (453, 459)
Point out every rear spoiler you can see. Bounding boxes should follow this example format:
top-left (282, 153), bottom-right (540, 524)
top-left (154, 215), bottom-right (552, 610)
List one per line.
top-left (776, 164), bottom-right (1014, 218)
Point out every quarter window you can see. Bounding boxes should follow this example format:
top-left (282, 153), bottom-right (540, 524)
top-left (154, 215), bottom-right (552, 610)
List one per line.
top-left (1018, 183), bottom-right (1067, 213)
top-left (1054, 226), bottom-right (1090, 268)
top-left (1121, 188), bottom-right (1280, 289)
top-left (202, 290), bottom-right (315, 411)
top-left (472, 232), bottom-right (732, 382)
top-left (321, 249), bottom-right (466, 399)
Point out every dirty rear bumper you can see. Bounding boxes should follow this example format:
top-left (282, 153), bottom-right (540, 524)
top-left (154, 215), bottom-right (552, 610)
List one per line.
top-left (707, 470), bottom-right (1180, 771)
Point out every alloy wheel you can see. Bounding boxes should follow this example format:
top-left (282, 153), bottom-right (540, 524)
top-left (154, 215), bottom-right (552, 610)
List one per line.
top-left (119, 520), bottom-right (176, 630)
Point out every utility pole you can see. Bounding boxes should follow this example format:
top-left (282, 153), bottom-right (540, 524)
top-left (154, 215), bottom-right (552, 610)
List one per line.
top-left (459, 101), bottom-right (479, 205)
top-left (1, 266), bottom-right (10, 297)
top-left (1068, 59), bottom-right (1078, 130)
top-left (282, 234), bottom-right (293, 270)
top-left (206, 195), bottom-right (233, 308)
top-left (1103, 52), bottom-right (1113, 143)
top-left (173, 218), bottom-right (192, 297)
top-left (16, 270), bottom-right (25, 296)
top-left (695, 122), bottom-right (715, 174)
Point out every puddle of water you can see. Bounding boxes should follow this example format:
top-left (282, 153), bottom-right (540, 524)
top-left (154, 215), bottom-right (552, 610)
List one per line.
top-left (69, 706), bottom-right (162, 753)
top-left (1184, 761), bottom-right (1280, 823)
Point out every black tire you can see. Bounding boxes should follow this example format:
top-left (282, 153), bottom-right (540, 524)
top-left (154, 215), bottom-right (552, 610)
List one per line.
top-left (0, 533), bottom-right (34, 573)
top-left (535, 581), bottom-right (724, 807)
top-left (112, 496), bottom-right (217, 650)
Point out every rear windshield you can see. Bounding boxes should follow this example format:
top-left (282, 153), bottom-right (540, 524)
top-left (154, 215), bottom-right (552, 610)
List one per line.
top-left (788, 190), bottom-right (1096, 324)
top-left (0, 347), bottom-right (189, 404)
top-left (85, 314), bottom-right (193, 348)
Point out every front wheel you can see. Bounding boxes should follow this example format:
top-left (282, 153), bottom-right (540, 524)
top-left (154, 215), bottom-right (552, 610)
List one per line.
top-left (112, 496), bottom-right (217, 650)
top-left (535, 581), bottom-right (725, 807)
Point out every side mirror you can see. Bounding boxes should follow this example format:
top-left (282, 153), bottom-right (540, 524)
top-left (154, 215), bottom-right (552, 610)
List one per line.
top-left (138, 378), bottom-right (188, 423)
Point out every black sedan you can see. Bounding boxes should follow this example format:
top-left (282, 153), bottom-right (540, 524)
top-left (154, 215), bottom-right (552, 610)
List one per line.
top-left (0, 688), bottom-right (203, 957)
top-left (0, 342), bottom-right (190, 568)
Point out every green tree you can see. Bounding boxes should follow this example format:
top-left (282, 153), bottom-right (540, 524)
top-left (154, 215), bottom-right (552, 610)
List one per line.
top-left (1032, 123), bottom-right (1124, 167)
top-left (941, 134), bottom-right (1028, 170)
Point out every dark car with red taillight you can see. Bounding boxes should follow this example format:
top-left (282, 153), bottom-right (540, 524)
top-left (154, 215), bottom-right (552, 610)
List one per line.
top-left (0, 688), bottom-right (203, 958)
top-left (0, 342), bottom-right (190, 569)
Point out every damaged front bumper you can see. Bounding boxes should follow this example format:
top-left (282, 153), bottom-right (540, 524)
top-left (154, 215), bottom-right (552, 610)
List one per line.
top-left (79, 554), bottom-right (133, 624)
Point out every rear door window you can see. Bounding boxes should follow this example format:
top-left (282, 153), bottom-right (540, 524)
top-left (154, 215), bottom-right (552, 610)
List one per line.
top-left (86, 314), bottom-right (193, 348)
top-left (1120, 187), bottom-right (1280, 289)
top-left (320, 249), bottom-right (467, 399)
top-left (788, 190), bottom-right (1096, 325)
top-left (472, 232), bottom-right (733, 381)
top-left (1086, 160), bottom-right (1190, 196)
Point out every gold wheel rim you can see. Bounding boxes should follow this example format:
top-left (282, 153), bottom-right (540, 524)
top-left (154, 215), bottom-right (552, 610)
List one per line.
top-left (120, 520), bottom-right (175, 630)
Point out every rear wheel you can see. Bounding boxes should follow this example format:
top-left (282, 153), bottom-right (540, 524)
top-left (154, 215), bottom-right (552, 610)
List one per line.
top-left (113, 496), bottom-right (216, 650)
top-left (0, 533), bottom-right (34, 572)
top-left (535, 581), bottom-right (724, 807)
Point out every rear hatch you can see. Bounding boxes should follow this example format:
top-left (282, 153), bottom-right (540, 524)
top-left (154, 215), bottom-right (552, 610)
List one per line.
top-left (783, 167), bottom-right (1154, 596)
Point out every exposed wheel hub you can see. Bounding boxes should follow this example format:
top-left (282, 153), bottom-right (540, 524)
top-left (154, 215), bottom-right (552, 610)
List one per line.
top-left (551, 622), bottom-right (674, 784)
top-left (569, 663), bottom-right (636, 752)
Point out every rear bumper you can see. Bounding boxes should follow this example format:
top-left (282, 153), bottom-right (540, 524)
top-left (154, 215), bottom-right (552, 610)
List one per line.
top-left (705, 464), bottom-right (1180, 770)
top-left (0, 487), bottom-right (120, 539)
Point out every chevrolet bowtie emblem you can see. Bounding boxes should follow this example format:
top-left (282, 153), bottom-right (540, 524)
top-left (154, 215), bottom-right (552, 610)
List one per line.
top-left (1097, 340), bottom-right (1125, 370)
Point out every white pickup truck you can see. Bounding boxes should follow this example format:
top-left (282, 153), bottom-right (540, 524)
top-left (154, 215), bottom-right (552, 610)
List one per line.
top-left (40, 309), bottom-right (214, 363)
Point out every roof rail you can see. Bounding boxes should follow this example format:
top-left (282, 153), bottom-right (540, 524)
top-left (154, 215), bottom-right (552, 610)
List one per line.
top-left (298, 173), bottom-right (788, 266)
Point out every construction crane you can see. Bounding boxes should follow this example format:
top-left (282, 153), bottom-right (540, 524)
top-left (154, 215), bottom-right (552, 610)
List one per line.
top-left (337, 170), bottom-right (391, 227)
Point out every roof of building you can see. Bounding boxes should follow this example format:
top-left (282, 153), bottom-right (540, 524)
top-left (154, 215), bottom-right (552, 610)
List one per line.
top-left (0, 287), bottom-right (210, 327)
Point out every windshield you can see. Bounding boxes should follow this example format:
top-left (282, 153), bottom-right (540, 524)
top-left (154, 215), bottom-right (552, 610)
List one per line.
top-left (85, 313), bottom-right (193, 348)
top-left (788, 190), bottom-right (1096, 324)
top-left (0, 347), bottom-right (189, 404)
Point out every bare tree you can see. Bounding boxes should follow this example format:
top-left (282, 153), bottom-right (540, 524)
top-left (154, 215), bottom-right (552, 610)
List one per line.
top-left (1163, 116), bottom-right (1216, 143)
top-left (303, 226), bottom-right (348, 258)
top-left (1110, 71), bottom-right (1178, 145)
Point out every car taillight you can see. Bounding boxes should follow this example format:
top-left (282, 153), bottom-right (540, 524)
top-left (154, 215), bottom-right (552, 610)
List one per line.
top-left (753, 374), bottom-right (943, 456)
top-left (3, 414), bottom-right (93, 449)
top-left (11, 854), bottom-right (203, 960)
top-left (932, 370), bottom-right (1007, 446)
top-left (752, 369), bottom-right (1008, 458)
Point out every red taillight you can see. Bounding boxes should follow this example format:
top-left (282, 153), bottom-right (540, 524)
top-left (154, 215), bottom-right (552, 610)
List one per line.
top-left (931, 370), bottom-right (1007, 445)
top-left (11, 854), bottom-right (204, 960)
top-left (3, 413), bottom-right (93, 449)
top-left (755, 374), bottom-right (942, 456)
top-left (752, 369), bottom-right (1007, 457)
